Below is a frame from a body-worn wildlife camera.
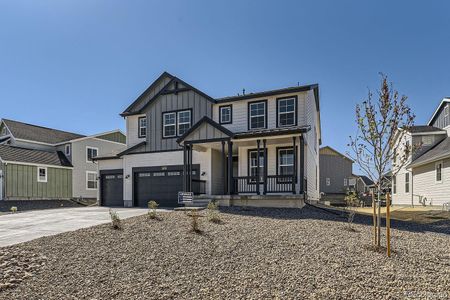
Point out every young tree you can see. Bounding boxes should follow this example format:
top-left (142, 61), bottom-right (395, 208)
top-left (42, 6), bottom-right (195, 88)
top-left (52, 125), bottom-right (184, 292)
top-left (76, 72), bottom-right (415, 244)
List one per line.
top-left (348, 74), bottom-right (415, 247)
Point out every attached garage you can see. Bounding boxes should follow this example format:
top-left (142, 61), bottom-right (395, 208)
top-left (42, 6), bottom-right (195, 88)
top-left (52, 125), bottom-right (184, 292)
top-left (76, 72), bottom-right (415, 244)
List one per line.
top-left (133, 165), bottom-right (199, 207)
top-left (100, 170), bottom-right (124, 207)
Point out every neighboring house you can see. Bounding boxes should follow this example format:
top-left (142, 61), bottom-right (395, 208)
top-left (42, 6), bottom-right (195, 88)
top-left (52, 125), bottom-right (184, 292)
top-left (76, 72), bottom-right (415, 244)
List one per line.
top-left (392, 98), bottom-right (450, 206)
top-left (319, 146), bottom-right (353, 195)
top-left (350, 175), bottom-right (375, 195)
top-left (0, 119), bottom-right (126, 200)
top-left (96, 72), bottom-right (321, 208)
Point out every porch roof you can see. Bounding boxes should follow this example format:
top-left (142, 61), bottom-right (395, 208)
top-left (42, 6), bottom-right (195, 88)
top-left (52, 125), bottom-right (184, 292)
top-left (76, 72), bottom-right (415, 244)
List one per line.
top-left (176, 117), bottom-right (234, 144)
top-left (233, 126), bottom-right (310, 140)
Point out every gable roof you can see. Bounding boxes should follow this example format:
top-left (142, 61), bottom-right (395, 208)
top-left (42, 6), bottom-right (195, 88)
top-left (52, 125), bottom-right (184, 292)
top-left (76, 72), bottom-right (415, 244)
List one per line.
top-left (0, 145), bottom-right (73, 167)
top-left (409, 136), bottom-right (450, 168)
top-left (319, 146), bottom-right (353, 162)
top-left (428, 98), bottom-right (450, 126)
top-left (176, 116), bottom-right (234, 144)
top-left (1, 119), bottom-right (85, 145)
top-left (358, 175), bottom-right (374, 186)
top-left (120, 72), bottom-right (215, 117)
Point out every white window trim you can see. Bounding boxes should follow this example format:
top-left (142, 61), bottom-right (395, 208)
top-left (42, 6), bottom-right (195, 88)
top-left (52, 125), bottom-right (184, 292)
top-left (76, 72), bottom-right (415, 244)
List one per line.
top-left (86, 171), bottom-right (98, 190)
top-left (249, 102), bottom-right (266, 130)
top-left (277, 97), bottom-right (296, 127)
top-left (86, 146), bottom-right (99, 163)
top-left (37, 167), bottom-right (47, 183)
top-left (220, 106), bottom-right (232, 124)
top-left (435, 161), bottom-right (443, 184)
top-left (163, 112), bottom-right (177, 138)
top-left (326, 178), bottom-right (331, 186)
top-left (138, 116), bottom-right (147, 138)
top-left (177, 110), bottom-right (191, 136)
top-left (65, 144), bottom-right (71, 156)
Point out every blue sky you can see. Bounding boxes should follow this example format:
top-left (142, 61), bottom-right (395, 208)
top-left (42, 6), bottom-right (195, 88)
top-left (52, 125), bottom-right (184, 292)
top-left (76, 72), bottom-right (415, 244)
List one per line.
top-left (1, 0), bottom-right (450, 157)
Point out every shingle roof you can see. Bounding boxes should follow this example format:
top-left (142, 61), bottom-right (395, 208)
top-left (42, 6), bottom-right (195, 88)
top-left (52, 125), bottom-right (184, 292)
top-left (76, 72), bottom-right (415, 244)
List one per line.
top-left (216, 84), bottom-right (319, 102)
top-left (2, 119), bottom-right (85, 144)
top-left (359, 175), bottom-right (374, 186)
top-left (0, 145), bottom-right (73, 167)
top-left (409, 137), bottom-right (450, 167)
top-left (404, 125), bottom-right (445, 133)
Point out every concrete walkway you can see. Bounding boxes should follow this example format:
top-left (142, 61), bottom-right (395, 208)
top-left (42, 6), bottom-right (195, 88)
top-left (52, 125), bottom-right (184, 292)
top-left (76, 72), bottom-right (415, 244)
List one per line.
top-left (0, 207), bottom-right (150, 247)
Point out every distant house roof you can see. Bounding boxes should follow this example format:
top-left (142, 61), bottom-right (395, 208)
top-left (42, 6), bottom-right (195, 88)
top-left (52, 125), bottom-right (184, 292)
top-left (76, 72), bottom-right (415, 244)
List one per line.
top-left (409, 137), bottom-right (450, 168)
top-left (428, 98), bottom-right (450, 126)
top-left (358, 175), bottom-right (374, 186)
top-left (403, 125), bottom-right (446, 134)
top-left (319, 146), bottom-right (353, 162)
top-left (0, 145), bottom-right (73, 167)
top-left (2, 119), bottom-right (85, 144)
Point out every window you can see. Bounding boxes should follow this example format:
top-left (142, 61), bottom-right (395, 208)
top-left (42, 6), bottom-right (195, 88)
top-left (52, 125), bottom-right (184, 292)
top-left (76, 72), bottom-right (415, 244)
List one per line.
top-left (163, 112), bottom-right (176, 137)
top-left (277, 97), bottom-right (297, 127)
top-left (248, 149), bottom-right (265, 182)
top-left (65, 144), bottom-right (71, 156)
top-left (326, 178), bottom-right (330, 186)
top-left (248, 101), bottom-right (267, 130)
top-left (86, 171), bottom-right (98, 190)
top-left (37, 167), bottom-right (47, 183)
top-left (138, 116), bottom-right (147, 138)
top-left (393, 175), bottom-right (397, 194)
top-left (422, 136), bottom-right (433, 146)
top-left (344, 178), bottom-right (348, 186)
top-left (436, 162), bottom-right (443, 183)
top-left (177, 110), bottom-right (191, 136)
top-left (163, 110), bottom-right (191, 137)
top-left (219, 105), bottom-right (232, 124)
top-left (277, 148), bottom-right (294, 182)
top-left (86, 146), bottom-right (98, 163)
top-left (405, 173), bottom-right (410, 193)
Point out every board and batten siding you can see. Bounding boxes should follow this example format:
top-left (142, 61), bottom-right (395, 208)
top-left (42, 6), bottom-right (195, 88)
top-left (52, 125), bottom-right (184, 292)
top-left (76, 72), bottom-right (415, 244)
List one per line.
top-left (212, 91), bottom-right (307, 133)
top-left (3, 163), bottom-right (72, 199)
top-left (412, 158), bottom-right (450, 206)
top-left (431, 102), bottom-right (450, 129)
top-left (142, 90), bottom-right (213, 152)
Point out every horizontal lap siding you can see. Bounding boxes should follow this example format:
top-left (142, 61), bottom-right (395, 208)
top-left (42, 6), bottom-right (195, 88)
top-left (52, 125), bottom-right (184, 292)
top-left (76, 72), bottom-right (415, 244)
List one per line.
top-left (5, 164), bottom-right (72, 199)
top-left (412, 158), bottom-right (450, 206)
top-left (212, 91), bottom-right (307, 132)
top-left (320, 154), bottom-right (352, 194)
top-left (305, 90), bottom-right (320, 200)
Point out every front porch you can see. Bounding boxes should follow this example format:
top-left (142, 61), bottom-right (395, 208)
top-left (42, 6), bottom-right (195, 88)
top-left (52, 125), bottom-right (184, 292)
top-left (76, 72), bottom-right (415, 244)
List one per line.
top-left (177, 117), bottom-right (309, 199)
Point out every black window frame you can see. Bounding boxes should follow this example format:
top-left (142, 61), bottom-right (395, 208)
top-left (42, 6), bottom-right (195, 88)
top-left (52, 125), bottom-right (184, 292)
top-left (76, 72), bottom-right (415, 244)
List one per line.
top-left (138, 116), bottom-right (147, 138)
top-left (219, 105), bottom-right (232, 124)
top-left (276, 96), bottom-right (298, 127)
top-left (276, 146), bottom-right (297, 183)
top-left (162, 109), bottom-right (193, 139)
top-left (247, 148), bottom-right (265, 183)
top-left (247, 100), bottom-right (267, 130)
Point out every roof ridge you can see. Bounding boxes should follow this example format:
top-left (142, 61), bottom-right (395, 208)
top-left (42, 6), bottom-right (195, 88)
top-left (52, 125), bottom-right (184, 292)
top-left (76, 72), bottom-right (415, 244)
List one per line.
top-left (2, 118), bottom-right (85, 137)
top-left (216, 84), bottom-right (318, 101)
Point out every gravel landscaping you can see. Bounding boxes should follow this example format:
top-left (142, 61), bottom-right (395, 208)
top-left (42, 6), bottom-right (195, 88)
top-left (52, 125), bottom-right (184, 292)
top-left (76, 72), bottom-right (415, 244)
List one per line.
top-left (0, 206), bottom-right (449, 299)
top-left (0, 200), bottom-right (85, 213)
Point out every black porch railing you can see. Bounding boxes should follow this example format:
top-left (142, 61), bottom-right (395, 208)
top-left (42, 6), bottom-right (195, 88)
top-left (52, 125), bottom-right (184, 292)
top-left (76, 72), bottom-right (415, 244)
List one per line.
top-left (192, 179), bottom-right (206, 195)
top-left (232, 175), bottom-right (297, 194)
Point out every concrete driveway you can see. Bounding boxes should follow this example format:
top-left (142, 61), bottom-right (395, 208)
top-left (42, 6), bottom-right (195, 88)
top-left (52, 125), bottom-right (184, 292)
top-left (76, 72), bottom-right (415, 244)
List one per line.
top-left (0, 207), bottom-right (149, 247)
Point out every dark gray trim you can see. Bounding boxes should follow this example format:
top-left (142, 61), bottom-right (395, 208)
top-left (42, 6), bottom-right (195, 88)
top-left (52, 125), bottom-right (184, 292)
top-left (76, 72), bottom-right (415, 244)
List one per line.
top-left (185, 137), bottom-right (230, 145)
top-left (247, 100), bottom-right (268, 130)
top-left (219, 104), bottom-right (233, 124)
top-left (276, 95), bottom-right (298, 128)
top-left (234, 126), bottom-right (310, 139)
top-left (176, 116), bottom-right (234, 144)
top-left (122, 148), bottom-right (183, 156)
top-left (116, 141), bottom-right (147, 157)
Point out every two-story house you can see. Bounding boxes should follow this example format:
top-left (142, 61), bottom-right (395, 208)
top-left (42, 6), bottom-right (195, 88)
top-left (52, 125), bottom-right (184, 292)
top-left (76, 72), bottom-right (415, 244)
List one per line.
top-left (96, 72), bottom-right (321, 208)
top-left (392, 98), bottom-right (450, 206)
top-left (319, 146), bottom-right (353, 198)
top-left (0, 119), bottom-right (126, 201)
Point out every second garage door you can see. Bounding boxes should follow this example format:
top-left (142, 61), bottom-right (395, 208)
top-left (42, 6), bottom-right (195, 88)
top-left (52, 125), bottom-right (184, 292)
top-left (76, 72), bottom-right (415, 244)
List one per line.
top-left (133, 165), bottom-right (199, 207)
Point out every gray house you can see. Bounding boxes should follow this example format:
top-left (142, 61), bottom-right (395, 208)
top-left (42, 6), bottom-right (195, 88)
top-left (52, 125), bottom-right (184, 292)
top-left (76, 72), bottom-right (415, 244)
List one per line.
top-left (96, 71), bottom-right (322, 208)
top-left (319, 146), bottom-right (353, 196)
top-left (0, 119), bottom-right (126, 200)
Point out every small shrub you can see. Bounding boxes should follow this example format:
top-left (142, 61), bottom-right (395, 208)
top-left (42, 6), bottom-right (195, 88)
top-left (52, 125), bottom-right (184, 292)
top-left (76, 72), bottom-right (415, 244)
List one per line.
top-left (109, 209), bottom-right (122, 230)
top-left (188, 210), bottom-right (202, 234)
top-left (148, 200), bottom-right (159, 219)
top-left (344, 191), bottom-right (360, 231)
top-left (10, 206), bottom-right (17, 213)
top-left (207, 202), bottom-right (221, 223)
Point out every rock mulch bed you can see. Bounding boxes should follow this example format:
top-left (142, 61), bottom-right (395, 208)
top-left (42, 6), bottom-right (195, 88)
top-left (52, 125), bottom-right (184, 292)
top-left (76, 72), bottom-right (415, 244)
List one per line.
top-left (0, 207), bottom-right (449, 299)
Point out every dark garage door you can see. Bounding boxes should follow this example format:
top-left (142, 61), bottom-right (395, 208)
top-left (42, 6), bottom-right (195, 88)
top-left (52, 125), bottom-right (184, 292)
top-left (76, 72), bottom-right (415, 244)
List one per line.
top-left (134, 165), bottom-right (199, 208)
top-left (100, 172), bottom-right (124, 207)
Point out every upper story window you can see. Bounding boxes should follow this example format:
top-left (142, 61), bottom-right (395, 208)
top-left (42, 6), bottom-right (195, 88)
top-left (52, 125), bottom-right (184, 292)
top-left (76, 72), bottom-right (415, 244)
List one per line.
top-left (163, 110), bottom-right (192, 138)
top-left (65, 144), bottom-right (71, 156)
top-left (178, 110), bottom-right (191, 136)
top-left (248, 101), bottom-right (267, 130)
top-left (37, 167), bottom-right (47, 183)
top-left (219, 105), bottom-right (232, 124)
top-left (138, 116), bottom-right (147, 138)
top-left (277, 96), bottom-right (297, 127)
top-left (86, 146), bottom-right (98, 163)
top-left (436, 162), bottom-right (443, 183)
